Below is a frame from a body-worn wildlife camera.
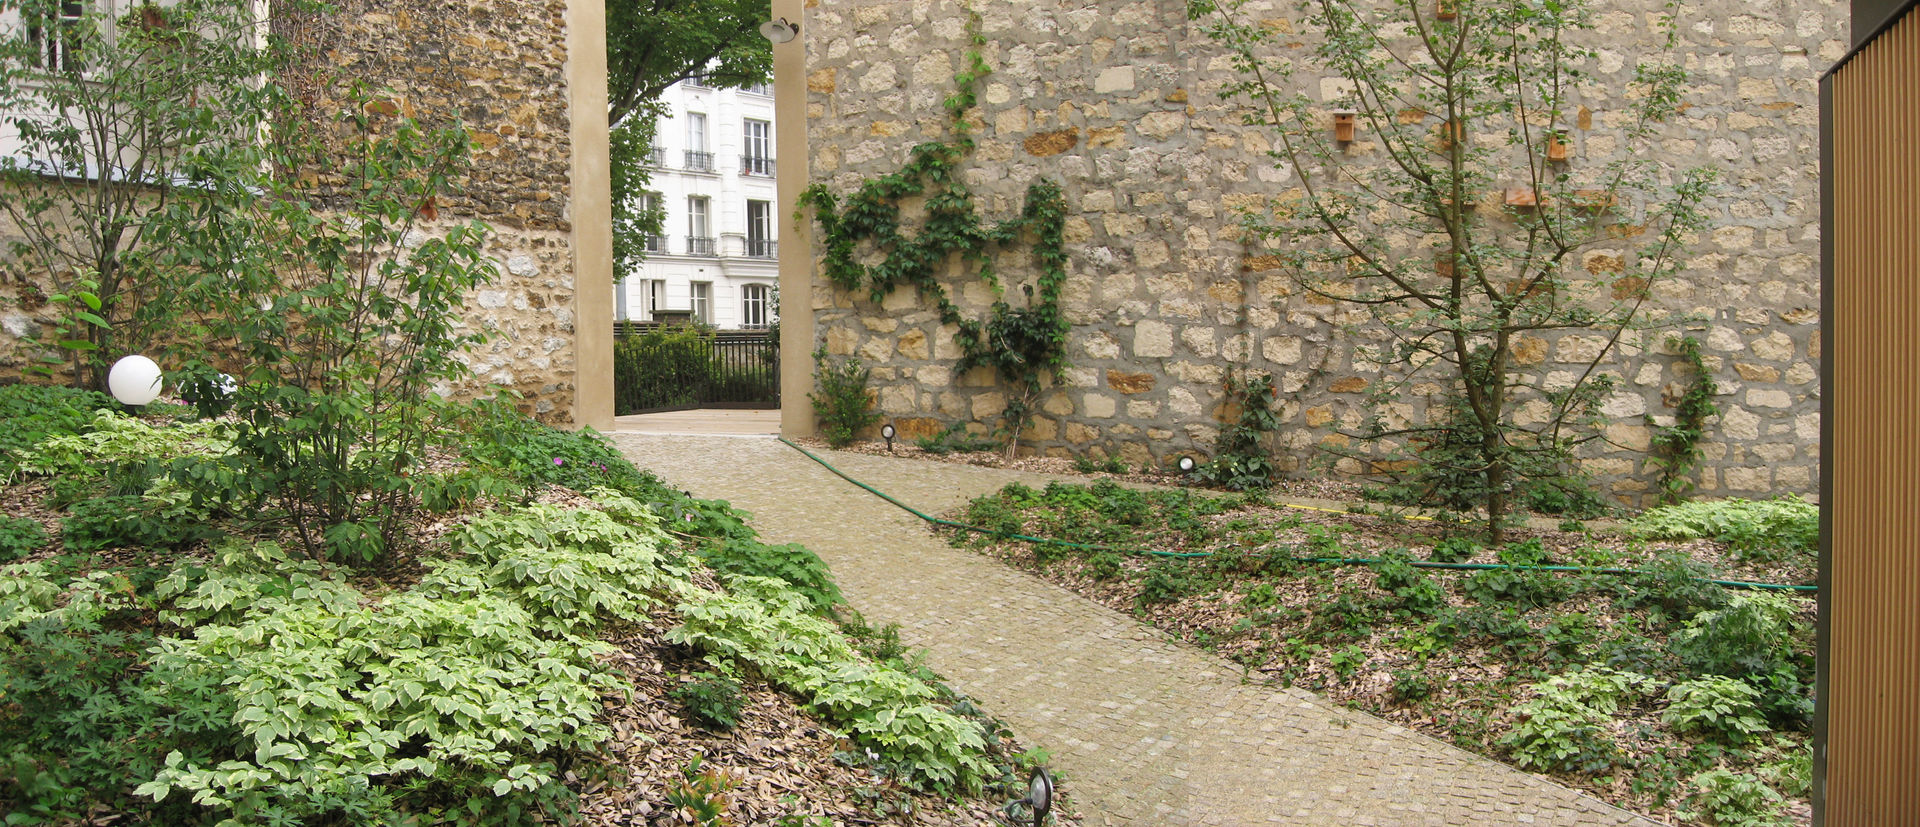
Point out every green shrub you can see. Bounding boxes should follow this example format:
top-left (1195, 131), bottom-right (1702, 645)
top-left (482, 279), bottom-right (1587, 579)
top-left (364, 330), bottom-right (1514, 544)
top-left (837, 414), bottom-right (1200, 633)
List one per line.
top-left (62, 495), bottom-right (216, 552)
top-left (1616, 549), bottom-right (1730, 620)
top-left (1428, 535), bottom-right (1479, 563)
top-left (19, 411), bottom-right (231, 479)
top-left (1461, 567), bottom-right (1571, 609)
top-left (671, 671), bottom-right (747, 730)
top-left (962, 495), bottom-right (1025, 538)
top-left (0, 383), bottom-right (114, 479)
top-left (1678, 769), bottom-right (1791, 827)
top-left (1136, 559), bottom-right (1207, 608)
top-left (1500, 668), bottom-right (1658, 774)
top-left (1662, 676), bottom-right (1770, 744)
top-left (1627, 496), bottom-right (1819, 564)
top-left (669, 576), bottom-right (994, 795)
top-left (1373, 550), bottom-right (1448, 615)
top-left (1496, 537), bottom-right (1552, 567)
top-left (809, 349), bottom-right (881, 448)
top-left (915, 422), bottom-right (1001, 455)
top-left (697, 538), bottom-right (842, 614)
top-left (0, 565), bottom-right (233, 825)
top-left (0, 516), bottom-right (48, 561)
top-left (664, 755), bottom-right (737, 825)
top-left (1086, 552), bottom-right (1126, 581)
top-left (142, 537), bottom-right (626, 822)
top-left (1192, 374), bottom-right (1279, 491)
top-left (1673, 592), bottom-right (1810, 681)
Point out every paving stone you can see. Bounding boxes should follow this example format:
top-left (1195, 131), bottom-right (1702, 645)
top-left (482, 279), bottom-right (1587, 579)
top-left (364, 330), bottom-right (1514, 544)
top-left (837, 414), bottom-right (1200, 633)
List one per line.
top-left (611, 434), bottom-right (1661, 826)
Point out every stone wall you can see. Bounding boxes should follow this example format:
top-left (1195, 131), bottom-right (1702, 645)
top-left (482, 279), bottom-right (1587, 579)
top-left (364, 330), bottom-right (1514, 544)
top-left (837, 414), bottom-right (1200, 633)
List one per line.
top-left (277, 0), bottom-right (586, 422)
top-left (803, 0), bottom-right (1835, 505)
top-left (0, 0), bottom-right (585, 423)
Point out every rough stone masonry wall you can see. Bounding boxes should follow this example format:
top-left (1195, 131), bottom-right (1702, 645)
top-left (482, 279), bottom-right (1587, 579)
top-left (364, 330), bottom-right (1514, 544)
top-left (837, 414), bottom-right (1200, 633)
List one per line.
top-left (285, 0), bottom-right (583, 421)
top-left (805, 0), bottom-right (1838, 505)
top-left (0, 0), bottom-right (582, 422)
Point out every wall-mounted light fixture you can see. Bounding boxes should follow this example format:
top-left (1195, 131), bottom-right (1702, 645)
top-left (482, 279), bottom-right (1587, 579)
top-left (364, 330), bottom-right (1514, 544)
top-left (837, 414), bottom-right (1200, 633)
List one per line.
top-left (881, 422), bottom-right (897, 453)
top-left (1332, 110), bottom-right (1358, 143)
top-left (758, 17), bottom-right (798, 44)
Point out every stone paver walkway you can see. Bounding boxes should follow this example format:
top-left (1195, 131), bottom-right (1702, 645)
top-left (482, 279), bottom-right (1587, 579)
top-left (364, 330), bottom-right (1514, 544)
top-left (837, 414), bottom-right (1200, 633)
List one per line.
top-left (609, 433), bottom-right (1662, 827)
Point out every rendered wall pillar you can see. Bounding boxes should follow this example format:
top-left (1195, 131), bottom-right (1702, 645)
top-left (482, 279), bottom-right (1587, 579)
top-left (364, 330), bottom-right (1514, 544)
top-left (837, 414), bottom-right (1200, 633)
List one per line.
top-left (775, 0), bottom-right (815, 437)
top-left (567, 0), bottom-right (616, 431)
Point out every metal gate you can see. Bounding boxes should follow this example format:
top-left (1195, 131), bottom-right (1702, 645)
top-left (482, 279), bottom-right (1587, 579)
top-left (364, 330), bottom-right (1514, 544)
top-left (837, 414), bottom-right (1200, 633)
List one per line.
top-left (613, 324), bottom-right (780, 414)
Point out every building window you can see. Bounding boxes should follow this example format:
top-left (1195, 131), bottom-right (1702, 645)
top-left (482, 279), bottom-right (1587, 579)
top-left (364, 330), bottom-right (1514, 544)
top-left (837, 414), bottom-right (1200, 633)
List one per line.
top-left (690, 281), bottom-right (711, 325)
top-left (686, 196), bottom-right (713, 255)
top-left (742, 119), bottom-right (773, 176)
top-left (746, 199), bottom-right (774, 258)
top-left (741, 283), bottom-right (771, 329)
top-left (26, 0), bottom-right (88, 74)
top-left (743, 82), bottom-right (771, 96)
top-left (637, 191), bottom-right (664, 252)
top-left (644, 279), bottom-right (665, 319)
top-left (684, 112), bottom-right (712, 171)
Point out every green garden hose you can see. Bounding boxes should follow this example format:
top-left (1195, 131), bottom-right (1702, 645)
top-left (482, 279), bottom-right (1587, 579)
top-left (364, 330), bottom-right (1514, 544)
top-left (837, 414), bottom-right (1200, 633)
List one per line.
top-left (777, 438), bottom-right (1817, 594)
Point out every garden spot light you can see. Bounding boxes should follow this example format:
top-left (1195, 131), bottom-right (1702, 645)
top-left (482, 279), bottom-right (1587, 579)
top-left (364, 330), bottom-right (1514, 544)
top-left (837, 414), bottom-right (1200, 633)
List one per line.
top-left (1177, 456), bottom-right (1197, 474)
top-left (1016, 767), bottom-right (1053, 827)
top-left (107, 355), bottom-right (163, 406)
top-left (881, 422), bottom-right (896, 453)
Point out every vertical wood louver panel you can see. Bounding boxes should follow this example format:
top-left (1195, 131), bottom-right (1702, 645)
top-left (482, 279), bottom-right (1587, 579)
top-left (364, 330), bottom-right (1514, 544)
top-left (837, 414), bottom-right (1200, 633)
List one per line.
top-left (1825, 7), bottom-right (1920, 823)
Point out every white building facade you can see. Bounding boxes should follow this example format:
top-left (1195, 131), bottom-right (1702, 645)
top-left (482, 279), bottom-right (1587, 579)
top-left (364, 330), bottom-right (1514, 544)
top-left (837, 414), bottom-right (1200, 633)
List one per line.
top-left (615, 77), bottom-right (778, 330)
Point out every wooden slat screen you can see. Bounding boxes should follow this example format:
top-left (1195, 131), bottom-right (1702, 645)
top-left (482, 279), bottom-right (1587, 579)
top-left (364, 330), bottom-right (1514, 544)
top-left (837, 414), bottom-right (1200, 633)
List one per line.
top-left (1824, 6), bottom-right (1920, 823)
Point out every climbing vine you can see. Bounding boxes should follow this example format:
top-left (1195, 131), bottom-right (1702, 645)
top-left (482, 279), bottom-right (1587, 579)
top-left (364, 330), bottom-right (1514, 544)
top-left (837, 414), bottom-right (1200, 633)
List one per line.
top-left (797, 10), bottom-right (1069, 459)
top-left (1647, 335), bottom-right (1720, 504)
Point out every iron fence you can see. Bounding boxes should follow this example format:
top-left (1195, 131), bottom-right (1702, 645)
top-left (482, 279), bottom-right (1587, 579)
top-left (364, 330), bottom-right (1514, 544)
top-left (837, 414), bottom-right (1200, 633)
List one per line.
top-left (613, 327), bottom-right (779, 414)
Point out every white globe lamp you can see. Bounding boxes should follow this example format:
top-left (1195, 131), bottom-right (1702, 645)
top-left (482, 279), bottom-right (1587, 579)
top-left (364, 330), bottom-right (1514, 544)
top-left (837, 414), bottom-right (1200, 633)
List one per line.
top-left (107, 355), bottom-right (164, 406)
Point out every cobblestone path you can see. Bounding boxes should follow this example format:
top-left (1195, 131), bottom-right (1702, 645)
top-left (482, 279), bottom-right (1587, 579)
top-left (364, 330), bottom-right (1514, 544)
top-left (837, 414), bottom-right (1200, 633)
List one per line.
top-left (610, 433), bottom-right (1661, 827)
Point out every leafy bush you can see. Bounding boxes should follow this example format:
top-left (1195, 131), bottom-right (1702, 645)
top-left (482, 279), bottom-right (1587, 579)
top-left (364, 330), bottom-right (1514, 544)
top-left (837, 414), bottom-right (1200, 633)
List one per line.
top-left (1500, 668), bottom-right (1659, 774)
top-left (1193, 374), bottom-right (1279, 491)
top-left (961, 494), bottom-right (1026, 539)
top-left (1627, 497), bottom-right (1819, 564)
top-left (0, 565), bottom-right (234, 825)
top-left (697, 538), bottom-right (842, 614)
top-left (1136, 559), bottom-right (1208, 608)
top-left (1072, 454), bottom-right (1128, 474)
top-left (669, 576), bottom-right (994, 795)
top-left (809, 349), bottom-right (881, 448)
top-left (1616, 550), bottom-right (1729, 620)
top-left (62, 495), bottom-right (216, 552)
top-left (1678, 770), bottom-right (1791, 827)
top-left (1496, 537), bottom-right (1552, 567)
top-left (671, 671), bottom-right (747, 730)
top-left (915, 422), bottom-right (1001, 455)
top-left (0, 516), bottom-right (48, 561)
top-left (1673, 592), bottom-right (1810, 681)
top-left (1461, 567), bottom-right (1571, 610)
top-left (1373, 550), bottom-right (1448, 615)
top-left (142, 536), bottom-right (627, 822)
top-left (0, 383), bottom-right (114, 479)
top-left (1428, 535), bottom-right (1479, 564)
top-left (1662, 677), bottom-right (1771, 744)
top-left (18, 411), bottom-right (231, 479)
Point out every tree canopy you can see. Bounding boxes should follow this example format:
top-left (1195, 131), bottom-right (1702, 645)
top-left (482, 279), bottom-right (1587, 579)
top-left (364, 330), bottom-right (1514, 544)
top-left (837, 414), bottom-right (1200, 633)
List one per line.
top-left (606, 0), bottom-right (773, 128)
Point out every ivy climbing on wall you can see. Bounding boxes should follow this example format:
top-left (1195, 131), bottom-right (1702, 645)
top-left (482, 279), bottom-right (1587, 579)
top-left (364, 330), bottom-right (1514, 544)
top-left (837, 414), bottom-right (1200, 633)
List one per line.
top-left (797, 10), bottom-right (1069, 459)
